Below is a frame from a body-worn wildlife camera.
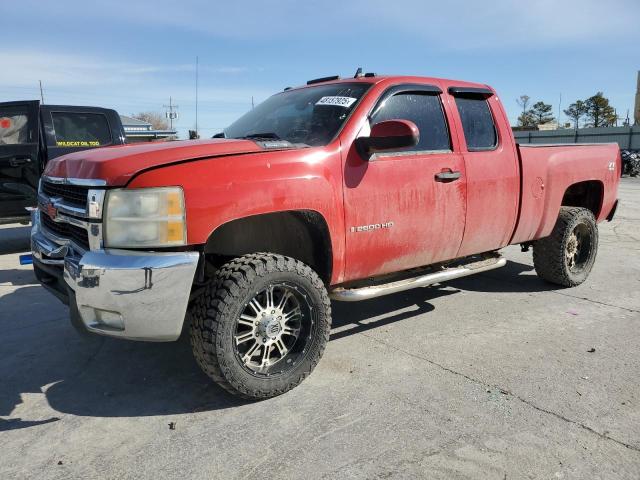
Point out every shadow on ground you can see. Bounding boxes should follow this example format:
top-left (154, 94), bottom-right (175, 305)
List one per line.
top-left (1, 259), bottom-right (554, 429)
top-left (0, 225), bottom-right (30, 255)
top-left (0, 269), bottom-right (37, 287)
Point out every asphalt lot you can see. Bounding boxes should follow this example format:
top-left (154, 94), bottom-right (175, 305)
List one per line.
top-left (1, 178), bottom-right (639, 480)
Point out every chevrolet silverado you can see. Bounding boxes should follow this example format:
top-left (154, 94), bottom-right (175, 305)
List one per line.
top-left (31, 73), bottom-right (620, 398)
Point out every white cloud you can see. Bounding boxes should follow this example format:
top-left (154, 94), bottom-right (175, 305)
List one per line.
top-left (358, 0), bottom-right (639, 48)
top-left (9, 0), bottom-right (638, 49)
top-left (0, 50), bottom-right (273, 137)
top-left (0, 51), bottom-right (252, 88)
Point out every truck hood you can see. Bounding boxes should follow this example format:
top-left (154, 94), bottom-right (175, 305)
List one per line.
top-left (43, 139), bottom-right (275, 186)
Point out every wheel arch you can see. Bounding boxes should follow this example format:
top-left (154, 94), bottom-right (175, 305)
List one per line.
top-left (204, 210), bottom-right (333, 284)
top-left (560, 180), bottom-right (604, 218)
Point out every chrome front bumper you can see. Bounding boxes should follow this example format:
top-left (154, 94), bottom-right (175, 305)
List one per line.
top-left (32, 213), bottom-right (199, 341)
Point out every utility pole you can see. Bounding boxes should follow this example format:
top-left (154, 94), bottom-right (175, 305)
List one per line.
top-left (195, 56), bottom-right (199, 138)
top-left (39, 80), bottom-right (44, 104)
top-left (163, 97), bottom-right (179, 130)
top-left (634, 71), bottom-right (640, 126)
top-left (558, 93), bottom-right (562, 129)
top-left (251, 96), bottom-right (254, 109)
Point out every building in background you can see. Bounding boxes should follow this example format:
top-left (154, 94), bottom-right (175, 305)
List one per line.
top-left (120, 115), bottom-right (177, 143)
top-left (537, 121), bottom-right (560, 131)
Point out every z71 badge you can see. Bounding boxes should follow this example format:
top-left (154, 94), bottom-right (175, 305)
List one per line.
top-left (350, 222), bottom-right (394, 233)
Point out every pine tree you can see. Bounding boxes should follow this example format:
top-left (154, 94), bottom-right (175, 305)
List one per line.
top-left (563, 100), bottom-right (587, 129)
top-left (584, 93), bottom-right (617, 127)
top-left (530, 101), bottom-right (555, 125)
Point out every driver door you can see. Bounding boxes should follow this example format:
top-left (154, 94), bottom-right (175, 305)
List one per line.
top-left (342, 87), bottom-right (467, 281)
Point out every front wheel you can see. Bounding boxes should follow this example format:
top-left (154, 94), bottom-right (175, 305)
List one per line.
top-left (190, 253), bottom-right (331, 399)
top-left (533, 207), bottom-right (599, 287)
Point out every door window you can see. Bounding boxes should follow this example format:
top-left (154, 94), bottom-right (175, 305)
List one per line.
top-left (454, 96), bottom-right (497, 151)
top-left (371, 92), bottom-right (450, 152)
top-left (0, 106), bottom-right (29, 145)
top-left (51, 112), bottom-right (112, 147)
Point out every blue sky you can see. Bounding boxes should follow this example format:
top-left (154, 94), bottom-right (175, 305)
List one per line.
top-left (1, 0), bottom-right (638, 138)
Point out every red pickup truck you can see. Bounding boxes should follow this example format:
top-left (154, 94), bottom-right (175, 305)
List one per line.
top-left (31, 74), bottom-right (620, 399)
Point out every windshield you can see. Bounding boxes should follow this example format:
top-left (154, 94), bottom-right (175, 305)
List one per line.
top-left (224, 82), bottom-right (371, 147)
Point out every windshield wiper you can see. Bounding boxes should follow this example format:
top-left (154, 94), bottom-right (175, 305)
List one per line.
top-left (239, 132), bottom-right (281, 140)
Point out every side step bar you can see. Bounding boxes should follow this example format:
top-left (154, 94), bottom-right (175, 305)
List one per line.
top-left (330, 254), bottom-right (507, 302)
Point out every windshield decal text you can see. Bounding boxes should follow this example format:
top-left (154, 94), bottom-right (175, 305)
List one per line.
top-left (56, 141), bottom-right (101, 147)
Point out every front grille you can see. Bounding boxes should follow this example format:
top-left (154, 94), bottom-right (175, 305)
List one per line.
top-left (41, 213), bottom-right (90, 251)
top-left (41, 182), bottom-right (89, 209)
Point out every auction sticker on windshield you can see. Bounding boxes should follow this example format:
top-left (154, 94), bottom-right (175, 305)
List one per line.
top-left (315, 96), bottom-right (358, 108)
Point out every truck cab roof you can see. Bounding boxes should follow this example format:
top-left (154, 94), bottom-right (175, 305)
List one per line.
top-left (290, 75), bottom-right (494, 94)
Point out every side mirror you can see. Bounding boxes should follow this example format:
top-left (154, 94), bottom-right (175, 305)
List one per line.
top-left (356, 119), bottom-right (419, 159)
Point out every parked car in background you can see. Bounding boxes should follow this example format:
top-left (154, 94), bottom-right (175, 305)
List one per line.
top-left (0, 101), bottom-right (125, 224)
top-left (621, 149), bottom-right (640, 176)
top-left (31, 74), bottom-right (620, 399)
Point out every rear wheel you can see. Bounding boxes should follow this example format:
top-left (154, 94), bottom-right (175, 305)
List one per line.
top-left (190, 253), bottom-right (331, 399)
top-left (533, 207), bottom-right (598, 287)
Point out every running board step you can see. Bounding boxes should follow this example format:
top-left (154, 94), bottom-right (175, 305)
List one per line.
top-left (330, 254), bottom-right (507, 302)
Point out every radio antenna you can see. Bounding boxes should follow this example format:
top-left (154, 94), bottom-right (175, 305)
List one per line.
top-left (195, 56), bottom-right (199, 137)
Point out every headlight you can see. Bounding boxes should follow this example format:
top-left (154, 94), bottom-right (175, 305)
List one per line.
top-left (104, 187), bottom-right (186, 248)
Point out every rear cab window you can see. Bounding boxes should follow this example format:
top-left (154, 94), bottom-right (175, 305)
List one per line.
top-left (50, 112), bottom-right (112, 148)
top-left (371, 90), bottom-right (450, 152)
top-left (453, 95), bottom-right (497, 151)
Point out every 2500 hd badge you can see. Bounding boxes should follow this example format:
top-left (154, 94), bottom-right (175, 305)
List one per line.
top-left (350, 222), bottom-right (394, 233)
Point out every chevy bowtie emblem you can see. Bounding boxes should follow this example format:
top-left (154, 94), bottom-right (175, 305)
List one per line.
top-left (42, 201), bottom-right (58, 220)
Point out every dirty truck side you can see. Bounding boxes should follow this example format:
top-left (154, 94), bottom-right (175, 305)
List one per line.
top-left (31, 75), bottom-right (621, 398)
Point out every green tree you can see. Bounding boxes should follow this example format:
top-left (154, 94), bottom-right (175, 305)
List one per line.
top-left (584, 92), bottom-right (617, 127)
top-left (563, 100), bottom-right (587, 129)
top-left (530, 101), bottom-right (555, 125)
top-left (517, 111), bottom-right (536, 127)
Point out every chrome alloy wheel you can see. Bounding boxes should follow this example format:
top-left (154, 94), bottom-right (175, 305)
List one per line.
top-left (234, 282), bottom-right (314, 376)
top-left (565, 222), bottom-right (594, 272)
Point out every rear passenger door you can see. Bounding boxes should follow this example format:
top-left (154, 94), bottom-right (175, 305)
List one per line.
top-left (0, 100), bottom-right (40, 220)
top-left (40, 106), bottom-right (124, 162)
top-left (448, 88), bottom-right (519, 256)
top-left (343, 85), bottom-right (467, 280)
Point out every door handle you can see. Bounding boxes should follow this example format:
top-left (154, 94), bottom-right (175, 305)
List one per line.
top-left (9, 156), bottom-right (31, 167)
top-left (435, 170), bottom-right (461, 182)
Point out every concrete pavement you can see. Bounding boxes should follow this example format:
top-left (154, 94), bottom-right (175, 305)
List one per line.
top-left (1, 179), bottom-right (639, 479)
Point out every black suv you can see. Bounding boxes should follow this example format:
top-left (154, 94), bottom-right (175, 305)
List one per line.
top-left (0, 101), bottom-right (125, 224)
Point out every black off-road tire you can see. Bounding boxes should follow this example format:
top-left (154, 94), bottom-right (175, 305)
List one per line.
top-left (533, 207), bottom-right (598, 287)
top-left (189, 253), bottom-right (331, 399)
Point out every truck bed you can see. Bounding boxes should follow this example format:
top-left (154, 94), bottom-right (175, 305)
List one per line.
top-left (510, 143), bottom-right (620, 244)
